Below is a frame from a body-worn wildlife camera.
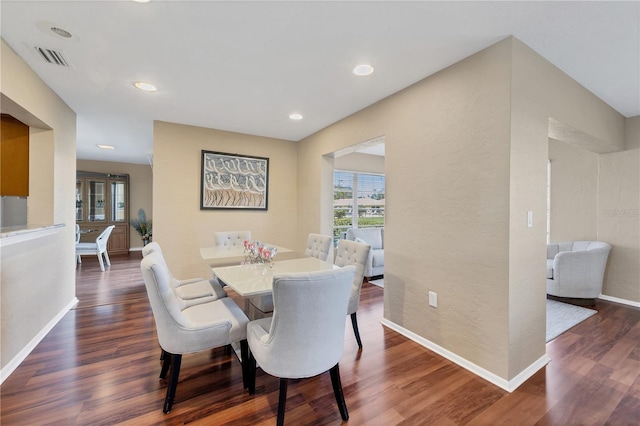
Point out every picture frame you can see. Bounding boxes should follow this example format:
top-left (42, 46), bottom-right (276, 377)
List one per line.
top-left (200, 150), bottom-right (269, 210)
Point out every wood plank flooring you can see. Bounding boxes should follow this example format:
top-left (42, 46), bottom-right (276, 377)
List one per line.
top-left (2, 253), bottom-right (639, 425)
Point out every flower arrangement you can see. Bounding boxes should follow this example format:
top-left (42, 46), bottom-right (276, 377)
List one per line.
top-left (242, 239), bottom-right (278, 267)
top-left (131, 208), bottom-right (152, 245)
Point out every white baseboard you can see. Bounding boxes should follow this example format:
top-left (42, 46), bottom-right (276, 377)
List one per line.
top-left (599, 294), bottom-right (640, 308)
top-left (380, 318), bottom-right (550, 392)
top-left (1, 297), bottom-right (79, 385)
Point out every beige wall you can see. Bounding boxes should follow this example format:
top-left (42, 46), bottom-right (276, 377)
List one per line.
top-left (152, 121), bottom-right (298, 279)
top-left (1, 39), bottom-right (77, 373)
top-left (297, 36), bottom-right (628, 385)
top-left (626, 116), bottom-right (640, 150)
top-left (299, 39), bottom-right (515, 379)
top-left (598, 116), bottom-right (640, 303)
top-left (547, 120), bottom-right (639, 305)
top-left (28, 128), bottom-right (55, 225)
top-left (334, 152), bottom-right (385, 174)
top-left (548, 139), bottom-right (599, 241)
top-left (77, 159), bottom-right (153, 249)
top-left (507, 37), bottom-right (626, 378)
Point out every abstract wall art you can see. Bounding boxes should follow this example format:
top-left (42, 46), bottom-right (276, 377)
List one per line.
top-left (200, 150), bottom-right (269, 210)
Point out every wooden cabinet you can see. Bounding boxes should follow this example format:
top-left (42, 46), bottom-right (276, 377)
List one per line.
top-left (1, 114), bottom-right (29, 196)
top-left (76, 172), bottom-right (129, 255)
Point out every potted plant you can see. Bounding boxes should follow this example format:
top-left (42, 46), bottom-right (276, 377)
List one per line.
top-left (131, 208), bottom-right (152, 246)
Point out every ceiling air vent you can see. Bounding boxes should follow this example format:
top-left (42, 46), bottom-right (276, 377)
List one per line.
top-left (34, 46), bottom-right (71, 67)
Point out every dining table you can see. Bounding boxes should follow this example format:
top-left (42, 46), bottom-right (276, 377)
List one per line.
top-left (212, 256), bottom-right (338, 297)
top-left (199, 244), bottom-right (294, 267)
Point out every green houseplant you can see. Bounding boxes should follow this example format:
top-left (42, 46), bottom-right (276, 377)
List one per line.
top-left (131, 208), bottom-right (152, 246)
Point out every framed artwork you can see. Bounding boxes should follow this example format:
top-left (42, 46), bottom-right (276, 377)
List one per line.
top-left (200, 150), bottom-right (269, 210)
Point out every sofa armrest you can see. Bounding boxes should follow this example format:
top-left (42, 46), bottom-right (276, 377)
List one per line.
top-left (553, 248), bottom-right (609, 288)
top-left (364, 249), bottom-right (375, 278)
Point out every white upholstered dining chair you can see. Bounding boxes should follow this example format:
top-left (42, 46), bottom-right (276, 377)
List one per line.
top-left (141, 242), bottom-right (227, 306)
top-left (334, 239), bottom-right (371, 350)
top-left (304, 233), bottom-right (333, 262)
top-left (214, 230), bottom-right (251, 247)
top-left (140, 252), bottom-right (250, 413)
top-left (248, 233), bottom-right (334, 317)
top-left (76, 225), bottom-right (115, 272)
top-left (247, 266), bottom-right (356, 426)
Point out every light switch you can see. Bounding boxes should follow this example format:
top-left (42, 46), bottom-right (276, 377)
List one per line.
top-left (527, 211), bottom-right (533, 228)
top-left (429, 291), bottom-right (437, 308)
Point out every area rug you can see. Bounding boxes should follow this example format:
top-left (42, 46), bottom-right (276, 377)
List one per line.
top-left (546, 299), bottom-right (597, 342)
top-left (369, 279), bottom-right (384, 288)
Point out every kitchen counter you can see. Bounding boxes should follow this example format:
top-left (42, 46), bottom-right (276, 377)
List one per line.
top-left (0, 223), bottom-right (65, 247)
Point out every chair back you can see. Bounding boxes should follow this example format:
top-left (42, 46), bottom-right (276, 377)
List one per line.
top-left (140, 252), bottom-right (232, 354)
top-left (254, 266), bottom-right (355, 378)
top-left (215, 231), bottom-right (251, 247)
top-left (75, 224), bottom-right (81, 243)
top-left (141, 241), bottom-right (172, 276)
top-left (141, 241), bottom-right (182, 288)
top-left (142, 241), bottom-right (162, 257)
top-left (96, 225), bottom-right (115, 251)
top-left (304, 233), bottom-right (333, 261)
top-left (334, 239), bottom-right (371, 314)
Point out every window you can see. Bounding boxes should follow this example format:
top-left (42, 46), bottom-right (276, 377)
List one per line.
top-left (333, 170), bottom-right (385, 242)
top-left (547, 159), bottom-right (551, 243)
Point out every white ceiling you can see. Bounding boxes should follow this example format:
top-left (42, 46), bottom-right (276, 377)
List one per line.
top-left (1, 1), bottom-right (638, 165)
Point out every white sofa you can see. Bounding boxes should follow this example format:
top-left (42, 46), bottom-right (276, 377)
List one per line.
top-left (345, 228), bottom-right (384, 278)
top-left (546, 241), bottom-right (611, 300)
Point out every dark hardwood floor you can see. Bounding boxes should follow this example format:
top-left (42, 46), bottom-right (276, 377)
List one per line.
top-left (2, 253), bottom-right (639, 425)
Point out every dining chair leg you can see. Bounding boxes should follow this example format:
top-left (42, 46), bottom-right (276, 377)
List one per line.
top-left (248, 351), bottom-right (257, 395)
top-left (277, 378), bottom-right (288, 426)
top-left (159, 351), bottom-right (171, 379)
top-left (163, 354), bottom-right (182, 413)
top-left (239, 340), bottom-right (249, 390)
top-left (329, 364), bottom-right (349, 421)
top-left (97, 251), bottom-right (105, 272)
top-left (350, 312), bottom-right (363, 349)
top-left (103, 250), bottom-right (111, 266)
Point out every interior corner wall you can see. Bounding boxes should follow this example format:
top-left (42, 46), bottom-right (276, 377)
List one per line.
top-left (0, 39), bottom-right (76, 374)
top-left (76, 159), bottom-right (153, 249)
top-left (508, 38), bottom-right (626, 378)
top-left (598, 116), bottom-right (640, 304)
top-left (299, 38), bottom-right (514, 379)
top-left (152, 121), bottom-right (298, 279)
top-left (548, 139), bottom-right (599, 242)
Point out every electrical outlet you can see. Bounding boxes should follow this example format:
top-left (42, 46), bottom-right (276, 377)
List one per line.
top-left (429, 291), bottom-right (438, 308)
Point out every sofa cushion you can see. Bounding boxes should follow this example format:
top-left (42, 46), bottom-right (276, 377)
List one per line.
top-left (546, 259), bottom-right (554, 279)
top-left (348, 228), bottom-right (383, 250)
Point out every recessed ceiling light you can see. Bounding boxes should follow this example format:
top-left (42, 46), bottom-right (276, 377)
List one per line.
top-left (132, 0), bottom-right (151, 3)
top-left (289, 113), bottom-right (303, 120)
top-left (50, 26), bottom-right (72, 38)
top-left (133, 81), bottom-right (157, 92)
top-left (96, 144), bottom-right (115, 150)
top-left (353, 64), bottom-right (374, 76)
